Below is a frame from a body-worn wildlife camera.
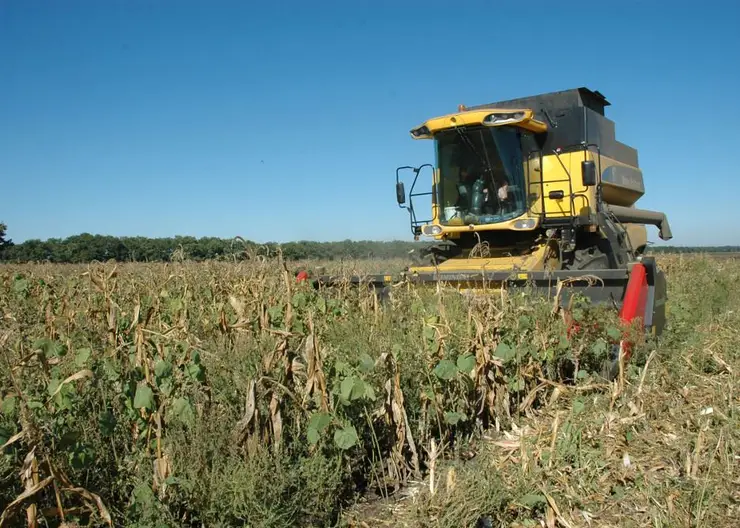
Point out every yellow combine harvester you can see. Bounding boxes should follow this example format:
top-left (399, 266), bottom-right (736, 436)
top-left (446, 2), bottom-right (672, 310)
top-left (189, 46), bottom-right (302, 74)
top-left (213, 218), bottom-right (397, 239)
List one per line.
top-left (313, 87), bottom-right (672, 338)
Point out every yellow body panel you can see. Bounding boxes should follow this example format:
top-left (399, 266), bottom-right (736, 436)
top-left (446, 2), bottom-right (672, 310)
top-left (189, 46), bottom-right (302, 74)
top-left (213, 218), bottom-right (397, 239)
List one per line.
top-left (411, 108), bottom-right (547, 137)
top-left (428, 212), bottom-right (539, 237)
top-left (408, 244), bottom-right (552, 275)
top-left (537, 151), bottom-right (596, 218)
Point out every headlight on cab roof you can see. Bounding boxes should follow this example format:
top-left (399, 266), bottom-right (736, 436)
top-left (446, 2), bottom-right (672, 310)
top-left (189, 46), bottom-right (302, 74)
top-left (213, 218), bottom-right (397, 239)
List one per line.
top-left (421, 224), bottom-right (443, 235)
top-left (410, 125), bottom-right (431, 138)
top-left (483, 112), bottom-right (526, 125)
top-left (513, 218), bottom-right (536, 230)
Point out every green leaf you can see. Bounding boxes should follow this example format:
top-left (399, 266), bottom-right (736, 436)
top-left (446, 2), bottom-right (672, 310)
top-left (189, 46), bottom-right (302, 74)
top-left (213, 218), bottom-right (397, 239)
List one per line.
top-left (68, 443), bottom-right (94, 470)
top-left (333, 425), bottom-right (358, 450)
top-left (316, 296), bottom-right (327, 315)
top-left (456, 353), bottom-right (476, 373)
top-left (13, 276), bottom-right (29, 295)
top-left (433, 359), bottom-right (458, 381)
top-left (34, 338), bottom-right (66, 358)
top-left (607, 325), bottom-right (623, 341)
top-left (611, 484), bottom-right (625, 499)
top-left (443, 411), bottom-right (467, 425)
top-left (133, 384), bottom-right (154, 410)
top-left (518, 315), bottom-right (533, 330)
top-left (494, 343), bottom-right (515, 362)
top-left (186, 362), bottom-right (205, 383)
top-left (519, 493), bottom-right (547, 508)
top-left (307, 412), bottom-right (332, 445)
top-left (52, 383), bottom-right (76, 412)
top-left (307, 427), bottom-right (320, 445)
top-left (508, 376), bottom-right (525, 392)
top-left (423, 325), bottom-right (436, 341)
top-left (363, 383), bottom-right (377, 402)
top-left (167, 298), bottom-right (183, 313)
top-left (1, 396), bottom-right (17, 416)
top-left (98, 411), bottom-right (116, 436)
top-left (591, 339), bottom-right (607, 356)
top-left (267, 305), bottom-right (283, 324)
top-left (47, 378), bottom-right (61, 397)
top-left (572, 399), bottom-right (585, 415)
top-left (171, 397), bottom-right (195, 426)
top-left (74, 348), bottom-right (92, 367)
top-left (308, 412), bottom-right (332, 432)
top-left (350, 379), bottom-right (366, 401)
top-left (340, 376), bottom-right (367, 402)
top-left (358, 353), bottom-right (375, 373)
top-left (558, 335), bottom-right (570, 350)
top-left (334, 360), bottom-right (351, 376)
top-left (103, 358), bottom-right (121, 381)
top-left (340, 376), bottom-right (355, 402)
top-left (576, 369), bottom-right (589, 380)
top-left (155, 360), bottom-right (173, 379)
top-left (292, 292), bottom-right (307, 308)
top-left (158, 378), bottom-right (174, 397)
top-left (0, 426), bottom-right (12, 447)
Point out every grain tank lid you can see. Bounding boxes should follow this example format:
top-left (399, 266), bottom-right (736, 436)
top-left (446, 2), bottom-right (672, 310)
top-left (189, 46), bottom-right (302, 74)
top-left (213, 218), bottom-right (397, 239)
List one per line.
top-left (464, 87), bottom-right (611, 116)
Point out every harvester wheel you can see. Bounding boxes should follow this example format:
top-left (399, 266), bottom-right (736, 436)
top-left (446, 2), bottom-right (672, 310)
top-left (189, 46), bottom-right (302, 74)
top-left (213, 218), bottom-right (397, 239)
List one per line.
top-left (564, 245), bottom-right (610, 270)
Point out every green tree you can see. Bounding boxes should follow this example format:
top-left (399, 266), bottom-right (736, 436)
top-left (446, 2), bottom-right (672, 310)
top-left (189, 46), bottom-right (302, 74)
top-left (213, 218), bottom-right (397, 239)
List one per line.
top-left (0, 222), bottom-right (12, 257)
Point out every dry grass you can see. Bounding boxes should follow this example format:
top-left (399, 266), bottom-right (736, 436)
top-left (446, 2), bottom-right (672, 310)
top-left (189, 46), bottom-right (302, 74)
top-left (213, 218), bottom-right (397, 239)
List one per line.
top-left (0, 253), bottom-right (737, 527)
top-left (342, 254), bottom-right (740, 527)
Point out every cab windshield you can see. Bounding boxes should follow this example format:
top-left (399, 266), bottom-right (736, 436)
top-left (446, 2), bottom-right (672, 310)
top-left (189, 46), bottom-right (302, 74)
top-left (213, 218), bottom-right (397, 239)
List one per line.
top-left (435, 125), bottom-right (530, 226)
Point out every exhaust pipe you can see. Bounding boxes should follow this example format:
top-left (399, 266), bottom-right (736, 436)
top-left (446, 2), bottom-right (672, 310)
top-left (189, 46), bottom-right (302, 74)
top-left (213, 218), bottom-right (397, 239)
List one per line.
top-left (606, 205), bottom-right (673, 241)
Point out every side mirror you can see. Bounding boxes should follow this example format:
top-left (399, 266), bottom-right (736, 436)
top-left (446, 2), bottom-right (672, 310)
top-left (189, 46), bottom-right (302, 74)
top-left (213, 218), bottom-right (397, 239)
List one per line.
top-left (581, 160), bottom-right (597, 187)
top-left (396, 182), bottom-right (406, 204)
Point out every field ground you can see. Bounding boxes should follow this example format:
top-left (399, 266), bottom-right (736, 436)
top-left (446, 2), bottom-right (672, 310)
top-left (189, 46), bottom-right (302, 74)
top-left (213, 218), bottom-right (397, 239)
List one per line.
top-left (1, 253), bottom-right (738, 527)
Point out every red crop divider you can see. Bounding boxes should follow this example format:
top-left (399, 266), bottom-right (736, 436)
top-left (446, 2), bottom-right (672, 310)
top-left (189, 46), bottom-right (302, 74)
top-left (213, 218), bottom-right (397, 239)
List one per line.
top-left (564, 262), bottom-right (651, 363)
top-left (617, 263), bottom-right (649, 361)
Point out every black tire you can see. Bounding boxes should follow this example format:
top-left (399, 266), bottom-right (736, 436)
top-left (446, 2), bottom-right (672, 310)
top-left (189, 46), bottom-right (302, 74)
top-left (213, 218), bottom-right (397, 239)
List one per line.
top-left (562, 244), bottom-right (611, 270)
top-left (409, 243), bottom-right (459, 268)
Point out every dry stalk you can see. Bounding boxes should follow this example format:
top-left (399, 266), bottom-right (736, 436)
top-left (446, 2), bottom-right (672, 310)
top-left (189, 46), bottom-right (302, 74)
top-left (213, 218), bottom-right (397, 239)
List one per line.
top-left (548, 411), bottom-right (563, 469)
top-left (303, 313), bottom-right (328, 412)
top-left (427, 438), bottom-right (439, 496)
top-left (280, 253), bottom-right (293, 331)
top-left (637, 350), bottom-right (656, 396)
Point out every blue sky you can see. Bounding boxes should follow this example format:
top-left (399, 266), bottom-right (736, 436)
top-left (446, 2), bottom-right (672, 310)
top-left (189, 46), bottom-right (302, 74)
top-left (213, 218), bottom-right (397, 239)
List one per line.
top-left (1, 0), bottom-right (739, 246)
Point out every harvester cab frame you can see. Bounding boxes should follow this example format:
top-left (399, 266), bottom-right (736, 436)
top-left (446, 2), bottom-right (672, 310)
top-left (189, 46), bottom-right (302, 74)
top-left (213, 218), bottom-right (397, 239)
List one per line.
top-left (395, 163), bottom-right (434, 237)
top-left (313, 87), bottom-right (673, 377)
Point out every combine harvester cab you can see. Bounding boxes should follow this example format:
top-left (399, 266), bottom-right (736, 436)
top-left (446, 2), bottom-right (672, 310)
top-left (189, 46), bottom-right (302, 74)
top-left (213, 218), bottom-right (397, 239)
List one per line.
top-left (310, 87), bottom-right (671, 373)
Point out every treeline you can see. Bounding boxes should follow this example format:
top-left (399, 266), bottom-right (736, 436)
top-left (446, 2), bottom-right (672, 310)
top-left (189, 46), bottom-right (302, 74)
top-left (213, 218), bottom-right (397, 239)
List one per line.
top-left (0, 226), bottom-right (737, 264)
top-left (0, 233), bottom-right (429, 263)
top-left (648, 246), bottom-right (740, 254)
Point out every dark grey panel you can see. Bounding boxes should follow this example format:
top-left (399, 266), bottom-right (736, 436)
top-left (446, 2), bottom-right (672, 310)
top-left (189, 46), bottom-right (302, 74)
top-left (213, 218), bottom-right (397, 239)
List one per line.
top-left (466, 87), bottom-right (609, 116)
top-left (460, 87), bottom-right (640, 168)
top-left (314, 268), bottom-right (631, 308)
top-left (602, 165), bottom-right (645, 195)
